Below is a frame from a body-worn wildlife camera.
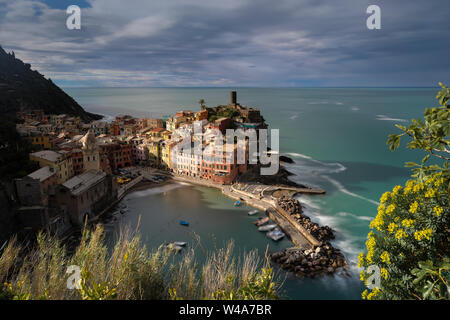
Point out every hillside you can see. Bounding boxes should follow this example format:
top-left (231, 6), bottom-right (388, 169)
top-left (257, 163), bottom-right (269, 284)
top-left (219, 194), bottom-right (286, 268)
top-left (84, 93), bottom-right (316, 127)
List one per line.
top-left (0, 45), bottom-right (101, 121)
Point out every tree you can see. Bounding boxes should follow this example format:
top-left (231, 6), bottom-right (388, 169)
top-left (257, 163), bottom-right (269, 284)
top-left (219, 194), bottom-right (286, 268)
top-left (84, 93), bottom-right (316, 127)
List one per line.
top-left (359, 84), bottom-right (449, 300)
top-left (198, 99), bottom-right (206, 110)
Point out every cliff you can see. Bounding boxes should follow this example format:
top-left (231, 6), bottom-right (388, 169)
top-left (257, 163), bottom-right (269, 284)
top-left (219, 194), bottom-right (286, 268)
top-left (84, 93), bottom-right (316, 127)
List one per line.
top-left (0, 45), bottom-right (101, 122)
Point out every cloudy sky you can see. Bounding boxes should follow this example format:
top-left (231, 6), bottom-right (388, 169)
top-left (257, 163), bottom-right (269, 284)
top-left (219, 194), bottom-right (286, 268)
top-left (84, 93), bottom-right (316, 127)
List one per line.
top-left (0, 0), bottom-right (449, 87)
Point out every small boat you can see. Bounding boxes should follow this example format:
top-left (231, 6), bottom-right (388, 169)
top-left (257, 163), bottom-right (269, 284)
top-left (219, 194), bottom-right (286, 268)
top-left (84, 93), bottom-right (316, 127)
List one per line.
top-left (258, 224), bottom-right (277, 232)
top-left (248, 210), bottom-right (258, 216)
top-left (253, 217), bottom-right (266, 225)
top-left (234, 200), bottom-right (241, 206)
top-left (166, 243), bottom-right (183, 252)
top-left (174, 242), bottom-right (187, 247)
top-left (254, 217), bottom-right (270, 226)
top-left (179, 220), bottom-right (189, 226)
top-left (267, 229), bottom-right (285, 241)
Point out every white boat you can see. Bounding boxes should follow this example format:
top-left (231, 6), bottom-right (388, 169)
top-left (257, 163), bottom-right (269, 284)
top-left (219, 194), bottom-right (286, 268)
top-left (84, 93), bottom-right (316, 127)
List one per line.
top-left (174, 242), bottom-right (187, 247)
top-left (248, 210), bottom-right (258, 215)
top-left (267, 229), bottom-right (285, 241)
top-left (166, 243), bottom-right (183, 252)
top-left (258, 224), bottom-right (277, 232)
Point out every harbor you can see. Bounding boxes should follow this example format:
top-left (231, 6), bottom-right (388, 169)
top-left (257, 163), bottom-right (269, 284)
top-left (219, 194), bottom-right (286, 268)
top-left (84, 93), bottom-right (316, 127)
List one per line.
top-left (100, 177), bottom-right (356, 299)
top-left (172, 173), bottom-right (325, 249)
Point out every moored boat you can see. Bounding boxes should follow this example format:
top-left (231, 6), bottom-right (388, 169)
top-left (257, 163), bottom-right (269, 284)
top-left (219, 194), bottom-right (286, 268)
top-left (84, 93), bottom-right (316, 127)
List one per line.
top-left (258, 224), bottom-right (277, 232)
top-left (248, 210), bottom-right (258, 215)
top-left (254, 217), bottom-right (269, 226)
top-left (234, 200), bottom-right (241, 206)
top-left (267, 229), bottom-right (285, 241)
top-left (174, 242), bottom-right (187, 247)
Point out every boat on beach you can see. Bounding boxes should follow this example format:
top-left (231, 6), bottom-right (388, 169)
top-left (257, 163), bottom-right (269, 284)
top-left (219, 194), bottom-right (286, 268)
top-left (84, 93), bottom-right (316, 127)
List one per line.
top-left (254, 216), bottom-right (269, 226)
top-left (248, 209), bottom-right (258, 215)
top-left (267, 229), bottom-right (285, 241)
top-left (258, 224), bottom-right (277, 232)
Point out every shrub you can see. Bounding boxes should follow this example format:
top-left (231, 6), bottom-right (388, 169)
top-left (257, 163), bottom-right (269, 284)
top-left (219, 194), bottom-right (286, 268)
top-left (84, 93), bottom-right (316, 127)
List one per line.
top-left (360, 84), bottom-right (449, 300)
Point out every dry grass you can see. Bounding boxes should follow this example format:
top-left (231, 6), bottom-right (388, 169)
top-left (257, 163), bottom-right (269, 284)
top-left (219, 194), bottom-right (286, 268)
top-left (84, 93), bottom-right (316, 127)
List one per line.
top-left (0, 225), bottom-right (280, 300)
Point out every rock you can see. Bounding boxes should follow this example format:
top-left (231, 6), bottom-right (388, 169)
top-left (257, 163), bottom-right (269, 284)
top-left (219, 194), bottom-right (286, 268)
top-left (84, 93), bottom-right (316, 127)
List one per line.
top-left (280, 155), bottom-right (294, 164)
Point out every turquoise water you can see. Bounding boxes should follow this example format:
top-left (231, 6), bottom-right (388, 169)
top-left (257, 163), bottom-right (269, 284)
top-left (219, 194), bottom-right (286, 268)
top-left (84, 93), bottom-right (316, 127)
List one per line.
top-left (65, 87), bottom-right (436, 299)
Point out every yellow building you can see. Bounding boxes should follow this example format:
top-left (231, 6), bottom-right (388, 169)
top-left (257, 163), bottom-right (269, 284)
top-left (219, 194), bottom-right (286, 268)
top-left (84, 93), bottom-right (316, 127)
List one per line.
top-left (30, 134), bottom-right (52, 149)
top-left (29, 150), bottom-right (73, 183)
top-left (147, 138), bottom-right (163, 165)
top-left (161, 140), bottom-right (176, 169)
top-left (161, 130), bottom-right (172, 140)
top-left (149, 127), bottom-right (165, 139)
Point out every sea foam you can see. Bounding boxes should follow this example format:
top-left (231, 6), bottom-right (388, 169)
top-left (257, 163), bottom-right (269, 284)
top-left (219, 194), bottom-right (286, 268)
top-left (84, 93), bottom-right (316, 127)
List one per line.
top-left (321, 175), bottom-right (379, 206)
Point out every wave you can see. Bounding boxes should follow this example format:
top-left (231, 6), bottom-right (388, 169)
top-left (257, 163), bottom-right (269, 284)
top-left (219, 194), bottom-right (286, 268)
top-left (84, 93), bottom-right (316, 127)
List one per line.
top-left (307, 101), bottom-right (329, 105)
top-left (351, 106), bottom-right (360, 111)
top-left (285, 152), bottom-right (313, 160)
top-left (336, 211), bottom-right (373, 221)
top-left (376, 114), bottom-right (408, 122)
top-left (289, 114), bottom-right (299, 120)
top-left (321, 175), bottom-right (379, 206)
top-left (284, 152), bottom-right (347, 174)
top-left (296, 196), bottom-right (322, 211)
top-left (125, 183), bottom-right (186, 200)
top-left (282, 151), bottom-right (371, 274)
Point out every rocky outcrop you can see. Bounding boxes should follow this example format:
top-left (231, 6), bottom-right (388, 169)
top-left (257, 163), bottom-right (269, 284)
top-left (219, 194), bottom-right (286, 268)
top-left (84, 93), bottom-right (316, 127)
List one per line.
top-left (271, 197), bottom-right (347, 278)
top-left (277, 196), bottom-right (335, 242)
top-left (279, 155), bottom-right (294, 164)
top-left (271, 243), bottom-right (348, 278)
top-left (239, 164), bottom-right (309, 188)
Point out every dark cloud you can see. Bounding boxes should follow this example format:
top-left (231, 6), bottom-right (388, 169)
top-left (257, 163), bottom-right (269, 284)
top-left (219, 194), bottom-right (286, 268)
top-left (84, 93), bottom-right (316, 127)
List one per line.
top-left (0, 0), bottom-right (449, 87)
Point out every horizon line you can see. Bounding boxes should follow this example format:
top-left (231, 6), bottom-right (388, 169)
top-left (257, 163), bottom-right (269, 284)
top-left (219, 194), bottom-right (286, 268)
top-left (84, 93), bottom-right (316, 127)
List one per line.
top-left (61, 86), bottom-right (440, 89)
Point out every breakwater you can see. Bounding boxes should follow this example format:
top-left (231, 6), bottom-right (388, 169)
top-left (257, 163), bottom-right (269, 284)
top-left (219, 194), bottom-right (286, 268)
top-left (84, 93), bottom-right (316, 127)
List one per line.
top-left (171, 173), bottom-right (348, 278)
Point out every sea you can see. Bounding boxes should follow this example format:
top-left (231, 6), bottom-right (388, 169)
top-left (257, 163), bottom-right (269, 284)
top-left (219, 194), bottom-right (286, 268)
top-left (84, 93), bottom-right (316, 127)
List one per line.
top-left (64, 87), bottom-right (437, 299)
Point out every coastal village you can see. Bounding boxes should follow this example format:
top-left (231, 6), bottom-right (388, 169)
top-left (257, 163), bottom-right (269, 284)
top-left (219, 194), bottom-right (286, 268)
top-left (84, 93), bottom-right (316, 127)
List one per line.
top-left (12, 92), bottom-right (265, 233)
top-left (11, 91), bottom-right (348, 279)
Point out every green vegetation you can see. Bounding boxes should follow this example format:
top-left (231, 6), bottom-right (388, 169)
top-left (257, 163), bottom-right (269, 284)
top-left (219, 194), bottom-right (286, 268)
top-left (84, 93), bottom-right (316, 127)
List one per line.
top-left (0, 46), bottom-right (101, 122)
top-left (198, 98), bottom-right (206, 110)
top-left (0, 226), bottom-right (280, 300)
top-left (359, 83), bottom-right (449, 300)
top-left (207, 106), bottom-right (241, 123)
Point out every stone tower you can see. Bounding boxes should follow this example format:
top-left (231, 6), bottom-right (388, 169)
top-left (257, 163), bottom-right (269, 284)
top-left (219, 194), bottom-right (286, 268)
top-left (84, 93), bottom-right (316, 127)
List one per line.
top-left (230, 91), bottom-right (237, 105)
top-left (80, 129), bottom-right (100, 172)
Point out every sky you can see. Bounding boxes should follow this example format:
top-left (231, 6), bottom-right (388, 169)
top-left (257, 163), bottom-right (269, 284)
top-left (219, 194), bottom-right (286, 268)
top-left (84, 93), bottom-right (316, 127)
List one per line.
top-left (0, 0), bottom-right (449, 87)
